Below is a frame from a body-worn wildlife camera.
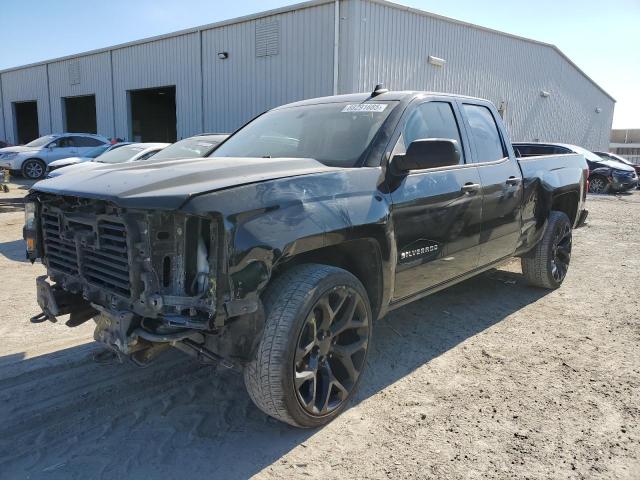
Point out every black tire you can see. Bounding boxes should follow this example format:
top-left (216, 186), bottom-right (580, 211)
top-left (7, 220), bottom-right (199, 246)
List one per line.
top-left (21, 158), bottom-right (46, 179)
top-left (244, 264), bottom-right (372, 428)
top-left (521, 211), bottom-right (572, 289)
top-left (588, 175), bottom-right (609, 194)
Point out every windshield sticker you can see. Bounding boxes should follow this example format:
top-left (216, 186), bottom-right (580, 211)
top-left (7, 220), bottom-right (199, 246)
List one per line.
top-left (196, 142), bottom-right (214, 147)
top-left (342, 104), bottom-right (388, 113)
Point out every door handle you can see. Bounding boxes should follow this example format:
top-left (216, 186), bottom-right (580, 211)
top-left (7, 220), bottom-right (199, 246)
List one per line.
top-left (506, 176), bottom-right (521, 186)
top-left (461, 182), bottom-right (480, 193)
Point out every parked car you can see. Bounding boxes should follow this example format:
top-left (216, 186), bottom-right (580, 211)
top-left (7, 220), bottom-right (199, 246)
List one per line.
top-left (46, 142), bottom-right (169, 178)
top-left (593, 151), bottom-right (640, 186)
top-left (513, 142), bottom-right (638, 193)
top-left (25, 89), bottom-right (588, 428)
top-left (0, 133), bottom-right (110, 179)
top-left (149, 134), bottom-right (228, 161)
top-left (47, 142), bottom-right (133, 173)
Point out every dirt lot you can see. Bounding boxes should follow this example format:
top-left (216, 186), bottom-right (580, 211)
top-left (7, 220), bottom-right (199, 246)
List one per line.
top-left (0, 179), bottom-right (638, 479)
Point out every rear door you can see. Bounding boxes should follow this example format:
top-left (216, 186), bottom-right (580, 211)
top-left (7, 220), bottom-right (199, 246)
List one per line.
top-left (71, 136), bottom-right (105, 156)
top-left (389, 99), bottom-right (483, 300)
top-left (459, 102), bottom-right (523, 266)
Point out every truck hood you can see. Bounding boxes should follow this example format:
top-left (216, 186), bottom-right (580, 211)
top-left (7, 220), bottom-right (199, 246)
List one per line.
top-left (32, 156), bottom-right (341, 209)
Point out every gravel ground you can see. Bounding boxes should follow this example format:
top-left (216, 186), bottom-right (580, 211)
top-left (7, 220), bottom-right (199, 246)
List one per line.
top-left (0, 179), bottom-right (638, 479)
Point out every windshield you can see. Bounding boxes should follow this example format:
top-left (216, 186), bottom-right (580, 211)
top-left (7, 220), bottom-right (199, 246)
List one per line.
top-left (84, 145), bottom-right (111, 158)
top-left (212, 101), bottom-right (397, 167)
top-left (152, 137), bottom-right (222, 160)
top-left (95, 145), bottom-right (145, 164)
top-left (25, 135), bottom-right (58, 148)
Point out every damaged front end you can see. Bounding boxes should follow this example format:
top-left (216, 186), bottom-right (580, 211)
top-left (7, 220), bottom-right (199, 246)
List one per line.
top-left (25, 193), bottom-right (249, 366)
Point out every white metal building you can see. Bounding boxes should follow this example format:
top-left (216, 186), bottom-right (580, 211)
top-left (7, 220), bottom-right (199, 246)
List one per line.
top-left (0, 0), bottom-right (615, 149)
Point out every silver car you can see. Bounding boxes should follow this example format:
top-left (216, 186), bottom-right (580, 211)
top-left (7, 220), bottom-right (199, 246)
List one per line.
top-left (46, 142), bottom-right (133, 173)
top-left (46, 142), bottom-right (170, 179)
top-left (0, 133), bottom-right (110, 179)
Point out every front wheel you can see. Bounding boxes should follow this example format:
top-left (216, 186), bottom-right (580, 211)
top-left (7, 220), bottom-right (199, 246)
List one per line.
top-left (244, 264), bottom-right (372, 428)
top-left (21, 159), bottom-right (46, 179)
top-left (588, 175), bottom-right (609, 194)
top-left (521, 211), bottom-right (572, 289)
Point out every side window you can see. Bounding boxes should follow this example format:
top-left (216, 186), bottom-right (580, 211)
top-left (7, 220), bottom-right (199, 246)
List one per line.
top-left (72, 136), bottom-right (103, 147)
top-left (58, 137), bottom-right (74, 148)
top-left (394, 101), bottom-right (464, 164)
top-left (462, 104), bottom-right (506, 162)
top-left (553, 146), bottom-right (572, 154)
top-left (136, 150), bottom-right (157, 161)
top-left (517, 145), bottom-right (554, 157)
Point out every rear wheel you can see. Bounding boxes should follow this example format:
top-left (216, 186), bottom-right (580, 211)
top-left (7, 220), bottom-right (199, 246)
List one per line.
top-left (521, 211), bottom-right (572, 289)
top-left (21, 159), bottom-right (46, 179)
top-left (244, 264), bottom-right (372, 428)
top-left (588, 175), bottom-right (609, 194)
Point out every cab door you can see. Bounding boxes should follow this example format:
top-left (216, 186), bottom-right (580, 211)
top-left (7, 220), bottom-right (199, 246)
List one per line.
top-left (388, 99), bottom-right (483, 301)
top-left (459, 102), bottom-right (523, 266)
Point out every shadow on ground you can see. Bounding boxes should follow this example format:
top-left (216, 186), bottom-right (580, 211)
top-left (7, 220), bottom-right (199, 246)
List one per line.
top-left (0, 239), bottom-right (27, 262)
top-left (0, 196), bottom-right (26, 214)
top-left (0, 268), bottom-right (548, 479)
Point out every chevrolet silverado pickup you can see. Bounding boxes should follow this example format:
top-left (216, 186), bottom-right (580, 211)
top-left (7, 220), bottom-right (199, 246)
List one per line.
top-left (24, 88), bottom-right (588, 428)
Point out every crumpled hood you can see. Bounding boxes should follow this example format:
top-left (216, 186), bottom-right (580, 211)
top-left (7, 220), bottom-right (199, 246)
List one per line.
top-left (49, 156), bottom-right (90, 168)
top-left (47, 159), bottom-right (100, 177)
top-left (32, 156), bottom-right (341, 209)
top-left (595, 159), bottom-right (635, 172)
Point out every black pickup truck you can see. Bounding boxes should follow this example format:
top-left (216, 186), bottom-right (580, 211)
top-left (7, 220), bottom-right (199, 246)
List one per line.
top-left (24, 88), bottom-right (588, 428)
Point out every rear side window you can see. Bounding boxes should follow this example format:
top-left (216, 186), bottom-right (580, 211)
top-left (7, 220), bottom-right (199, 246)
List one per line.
top-left (136, 150), bottom-right (158, 161)
top-left (396, 101), bottom-right (464, 164)
top-left (515, 145), bottom-right (555, 157)
top-left (72, 136), bottom-right (104, 147)
top-left (463, 104), bottom-right (505, 162)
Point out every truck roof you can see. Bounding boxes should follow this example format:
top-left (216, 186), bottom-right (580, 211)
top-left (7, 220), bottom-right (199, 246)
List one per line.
top-left (275, 90), bottom-right (490, 109)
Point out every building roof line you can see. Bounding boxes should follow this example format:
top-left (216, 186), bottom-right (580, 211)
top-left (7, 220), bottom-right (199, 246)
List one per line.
top-left (370, 0), bottom-right (615, 102)
top-left (0, 0), bottom-right (615, 102)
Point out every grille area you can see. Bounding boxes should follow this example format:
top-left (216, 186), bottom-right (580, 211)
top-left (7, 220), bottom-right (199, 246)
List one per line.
top-left (42, 211), bottom-right (132, 297)
top-left (84, 221), bottom-right (130, 295)
top-left (42, 212), bottom-right (78, 276)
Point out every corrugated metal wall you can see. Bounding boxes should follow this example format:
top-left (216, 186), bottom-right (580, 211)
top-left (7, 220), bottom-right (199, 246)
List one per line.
top-left (201, 2), bottom-right (335, 132)
top-left (112, 33), bottom-right (202, 140)
top-left (1, 65), bottom-right (51, 143)
top-left (0, 0), bottom-right (614, 150)
top-left (47, 52), bottom-right (114, 136)
top-left (339, 0), bottom-right (614, 150)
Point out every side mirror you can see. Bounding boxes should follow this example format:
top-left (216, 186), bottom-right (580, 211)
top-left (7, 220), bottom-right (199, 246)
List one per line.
top-left (48, 144), bottom-right (56, 150)
top-left (392, 138), bottom-right (460, 173)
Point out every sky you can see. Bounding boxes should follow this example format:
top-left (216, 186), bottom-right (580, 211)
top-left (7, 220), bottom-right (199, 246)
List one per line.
top-left (0, 0), bottom-right (638, 128)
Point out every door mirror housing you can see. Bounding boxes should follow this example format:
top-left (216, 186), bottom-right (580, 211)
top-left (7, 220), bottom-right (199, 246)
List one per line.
top-left (392, 138), bottom-right (461, 173)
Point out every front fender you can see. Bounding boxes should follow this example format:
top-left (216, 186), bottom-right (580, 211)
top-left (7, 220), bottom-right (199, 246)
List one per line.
top-left (182, 167), bottom-right (391, 319)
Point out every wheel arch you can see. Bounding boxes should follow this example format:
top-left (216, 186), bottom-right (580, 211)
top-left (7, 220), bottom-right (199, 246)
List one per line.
top-left (551, 191), bottom-right (579, 226)
top-left (272, 237), bottom-right (386, 321)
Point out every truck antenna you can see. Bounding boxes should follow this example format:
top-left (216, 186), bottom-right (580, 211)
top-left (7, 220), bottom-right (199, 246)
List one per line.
top-left (371, 83), bottom-right (389, 97)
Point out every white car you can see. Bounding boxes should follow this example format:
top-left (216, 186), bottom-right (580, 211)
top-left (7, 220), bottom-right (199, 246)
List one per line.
top-left (47, 142), bottom-right (133, 173)
top-left (149, 133), bottom-right (228, 160)
top-left (0, 133), bottom-right (110, 179)
top-left (46, 142), bottom-right (169, 178)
